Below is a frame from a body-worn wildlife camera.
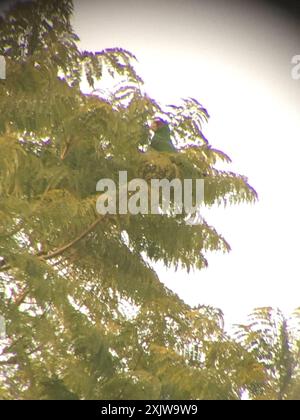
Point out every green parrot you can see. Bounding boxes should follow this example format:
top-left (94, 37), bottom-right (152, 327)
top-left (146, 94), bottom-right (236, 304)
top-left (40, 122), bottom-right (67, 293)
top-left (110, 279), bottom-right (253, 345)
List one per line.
top-left (150, 118), bottom-right (177, 152)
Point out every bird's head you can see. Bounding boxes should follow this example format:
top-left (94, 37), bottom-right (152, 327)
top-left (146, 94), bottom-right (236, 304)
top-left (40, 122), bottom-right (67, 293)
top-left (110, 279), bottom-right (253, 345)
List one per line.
top-left (150, 118), bottom-right (167, 132)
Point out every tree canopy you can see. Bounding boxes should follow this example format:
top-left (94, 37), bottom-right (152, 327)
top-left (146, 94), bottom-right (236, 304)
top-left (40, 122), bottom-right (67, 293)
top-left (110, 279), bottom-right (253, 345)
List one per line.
top-left (0, 0), bottom-right (298, 400)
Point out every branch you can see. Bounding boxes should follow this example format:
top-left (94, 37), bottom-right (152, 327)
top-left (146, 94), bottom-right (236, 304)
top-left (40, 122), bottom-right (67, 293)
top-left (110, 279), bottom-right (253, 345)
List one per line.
top-left (0, 263), bottom-right (11, 272)
top-left (0, 357), bottom-right (18, 366)
top-left (40, 215), bottom-right (104, 261)
top-left (0, 344), bottom-right (43, 366)
top-left (1, 215), bottom-right (105, 274)
top-left (15, 288), bottom-right (29, 307)
top-left (60, 136), bottom-right (73, 160)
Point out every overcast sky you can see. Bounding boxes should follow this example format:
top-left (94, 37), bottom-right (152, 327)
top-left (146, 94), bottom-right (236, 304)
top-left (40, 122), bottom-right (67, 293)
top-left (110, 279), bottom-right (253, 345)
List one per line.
top-left (72, 0), bottom-right (300, 327)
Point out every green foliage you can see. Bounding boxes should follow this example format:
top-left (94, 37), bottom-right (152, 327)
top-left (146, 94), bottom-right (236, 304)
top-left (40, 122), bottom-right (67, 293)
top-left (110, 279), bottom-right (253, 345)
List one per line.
top-left (235, 307), bottom-right (300, 400)
top-left (0, 0), bottom-right (276, 401)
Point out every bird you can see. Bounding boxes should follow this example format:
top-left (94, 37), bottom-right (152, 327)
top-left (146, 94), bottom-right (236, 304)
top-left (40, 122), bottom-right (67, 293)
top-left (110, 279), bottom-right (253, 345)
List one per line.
top-left (150, 118), bottom-right (177, 153)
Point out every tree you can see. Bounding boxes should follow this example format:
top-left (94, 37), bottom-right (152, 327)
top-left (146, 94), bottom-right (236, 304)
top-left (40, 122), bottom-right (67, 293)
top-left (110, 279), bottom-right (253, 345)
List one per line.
top-left (0, 0), bottom-right (259, 399)
top-left (235, 307), bottom-right (300, 400)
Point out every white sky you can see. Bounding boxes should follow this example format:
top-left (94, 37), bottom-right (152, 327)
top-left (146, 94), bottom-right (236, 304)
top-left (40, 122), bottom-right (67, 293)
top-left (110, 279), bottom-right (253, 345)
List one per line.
top-left (73, 0), bottom-right (300, 327)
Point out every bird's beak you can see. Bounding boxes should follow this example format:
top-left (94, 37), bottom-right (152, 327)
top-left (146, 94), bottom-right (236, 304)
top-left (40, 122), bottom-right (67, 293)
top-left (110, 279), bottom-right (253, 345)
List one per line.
top-left (150, 121), bottom-right (157, 131)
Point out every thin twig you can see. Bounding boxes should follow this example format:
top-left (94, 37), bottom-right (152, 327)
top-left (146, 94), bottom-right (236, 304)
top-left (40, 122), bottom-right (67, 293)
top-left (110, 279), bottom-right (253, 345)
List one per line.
top-left (15, 288), bottom-right (29, 307)
top-left (1, 215), bottom-right (105, 273)
top-left (5, 216), bottom-right (105, 305)
top-left (40, 215), bottom-right (104, 261)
